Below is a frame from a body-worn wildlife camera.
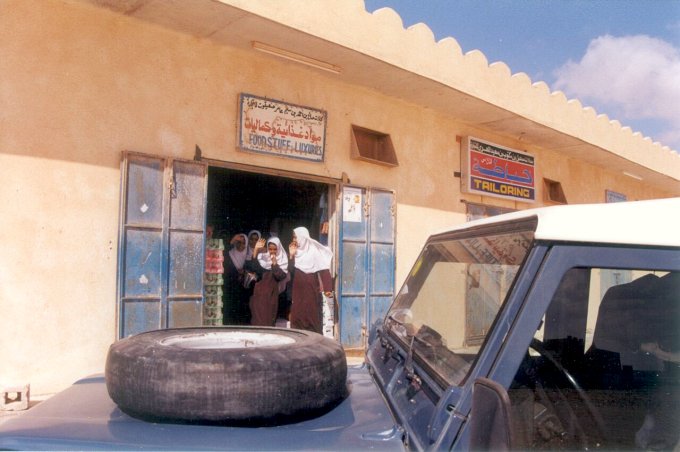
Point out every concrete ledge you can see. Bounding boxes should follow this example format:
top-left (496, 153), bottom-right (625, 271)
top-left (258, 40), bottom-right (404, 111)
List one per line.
top-left (1, 384), bottom-right (30, 411)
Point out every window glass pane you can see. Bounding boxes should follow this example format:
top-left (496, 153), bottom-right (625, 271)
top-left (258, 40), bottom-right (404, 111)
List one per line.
top-left (386, 229), bottom-right (534, 386)
top-left (509, 268), bottom-right (680, 450)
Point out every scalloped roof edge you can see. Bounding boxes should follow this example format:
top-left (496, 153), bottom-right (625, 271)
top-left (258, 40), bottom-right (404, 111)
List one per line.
top-left (221, 0), bottom-right (678, 165)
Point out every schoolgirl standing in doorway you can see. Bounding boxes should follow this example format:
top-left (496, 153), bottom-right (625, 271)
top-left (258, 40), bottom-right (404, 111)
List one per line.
top-left (288, 226), bottom-right (333, 334)
top-left (248, 237), bottom-right (289, 327)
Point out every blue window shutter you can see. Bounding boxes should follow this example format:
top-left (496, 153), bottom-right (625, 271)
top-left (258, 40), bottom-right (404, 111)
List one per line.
top-left (339, 186), bottom-right (395, 348)
top-left (118, 153), bottom-right (207, 338)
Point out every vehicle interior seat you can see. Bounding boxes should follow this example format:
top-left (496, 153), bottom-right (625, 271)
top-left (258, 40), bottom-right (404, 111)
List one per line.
top-left (583, 272), bottom-right (679, 448)
top-left (584, 273), bottom-right (662, 385)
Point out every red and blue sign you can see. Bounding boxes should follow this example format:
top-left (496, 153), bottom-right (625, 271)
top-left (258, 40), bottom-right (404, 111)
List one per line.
top-left (462, 137), bottom-right (536, 202)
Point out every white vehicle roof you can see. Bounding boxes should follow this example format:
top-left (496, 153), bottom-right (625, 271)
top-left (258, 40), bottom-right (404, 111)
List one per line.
top-left (454, 197), bottom-right (680, 247)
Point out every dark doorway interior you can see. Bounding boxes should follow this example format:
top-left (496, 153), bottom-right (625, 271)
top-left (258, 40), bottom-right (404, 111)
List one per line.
top-left (207, 167), bottom-right (329, 244)
top-left (206, 166), bottom-right (331, 325)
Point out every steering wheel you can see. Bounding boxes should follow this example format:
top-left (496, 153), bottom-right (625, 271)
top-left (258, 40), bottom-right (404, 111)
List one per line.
top-left (525, 338), bottom-right (606, 449)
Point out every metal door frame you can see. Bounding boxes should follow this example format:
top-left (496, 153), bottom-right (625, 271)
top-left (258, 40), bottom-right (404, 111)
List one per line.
top-left (200, 157), bottom-right (343, 327)
top-left (200, 157), bottom-right (341, 260)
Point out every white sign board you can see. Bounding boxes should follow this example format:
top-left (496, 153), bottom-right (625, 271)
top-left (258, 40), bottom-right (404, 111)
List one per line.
top-left (238, 93), bottom-right (327, 162)
top-left (343, 187), bottom-right (363, 223)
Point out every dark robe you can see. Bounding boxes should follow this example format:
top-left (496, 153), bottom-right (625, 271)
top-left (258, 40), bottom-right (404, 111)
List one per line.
top-left (223, 254), bottom-right (250, 325)
top-left (247, 258), bottom-right (287, 327)
top-left (289, 263), bottom-right (332, 334)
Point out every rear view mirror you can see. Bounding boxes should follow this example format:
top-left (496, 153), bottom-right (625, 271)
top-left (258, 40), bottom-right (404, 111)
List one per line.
top-left (469, 377), bottom-right (514, 451)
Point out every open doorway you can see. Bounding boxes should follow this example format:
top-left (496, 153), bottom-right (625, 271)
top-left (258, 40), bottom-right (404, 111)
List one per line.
top-left (206, 166), bottom-right (334, 326)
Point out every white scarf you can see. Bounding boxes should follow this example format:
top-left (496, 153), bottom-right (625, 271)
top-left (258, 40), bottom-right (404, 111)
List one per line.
top-left (228, 233), bottom-right (247, 270)
top-left (293, 226), bottom-right (333, 273)
top-left (257, 237), bottom-right (289, 273)
top-left (246, 229), bottom-right (261, 260)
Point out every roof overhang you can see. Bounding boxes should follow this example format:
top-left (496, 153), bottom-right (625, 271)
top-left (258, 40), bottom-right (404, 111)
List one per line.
top-left (82, 0), bottom-right (680, 193)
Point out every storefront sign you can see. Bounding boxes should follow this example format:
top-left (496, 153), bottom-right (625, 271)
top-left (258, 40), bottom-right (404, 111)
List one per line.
top-left (238, 93), bottom-right (327, 162)
top-left (461, 137), bottom-right (536, 203)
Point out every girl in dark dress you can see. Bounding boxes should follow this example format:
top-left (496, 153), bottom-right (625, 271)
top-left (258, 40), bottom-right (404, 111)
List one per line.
top-left (223, 233), bottom-right (249, 324)
top-left (241, 230), bottom-right (262, 308)
top-left (247, 237), bottom-right (289, 327)
top-left (288, 227), bottom-right (333, 334)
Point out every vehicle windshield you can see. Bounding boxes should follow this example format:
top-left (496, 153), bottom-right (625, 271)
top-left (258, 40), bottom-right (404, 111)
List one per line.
top-left (385, 227), bottom-right (535, 386)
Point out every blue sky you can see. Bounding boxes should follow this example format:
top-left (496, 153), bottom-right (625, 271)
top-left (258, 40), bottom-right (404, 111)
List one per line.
top-left (364, 0), bottom-right (680, 152)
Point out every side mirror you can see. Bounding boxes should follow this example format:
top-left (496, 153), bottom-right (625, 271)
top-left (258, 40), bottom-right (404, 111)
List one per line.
top-left (469, 377), bottom-right (514, 451)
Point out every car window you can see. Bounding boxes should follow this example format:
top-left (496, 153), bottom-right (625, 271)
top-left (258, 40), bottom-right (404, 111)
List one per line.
top-left (385, 228), bottom-right (534, 386)
top-left (509, 268), bottom-right (680, 450)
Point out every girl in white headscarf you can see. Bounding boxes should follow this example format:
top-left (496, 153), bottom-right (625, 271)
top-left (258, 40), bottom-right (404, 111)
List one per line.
top-left (228, 233), bottom-right (248, 271)
top-left (247, 236), bottom-right (289, 327)
top-left (288, 226), bottom-right (333, 334)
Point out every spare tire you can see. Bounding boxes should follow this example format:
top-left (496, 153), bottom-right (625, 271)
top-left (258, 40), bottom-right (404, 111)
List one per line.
top-left (105, 327), bottom-right (347, 424)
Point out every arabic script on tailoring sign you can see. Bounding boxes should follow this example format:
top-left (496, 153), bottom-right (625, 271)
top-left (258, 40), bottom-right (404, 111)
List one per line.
top-left (468, 138), bottom-right (536, 202)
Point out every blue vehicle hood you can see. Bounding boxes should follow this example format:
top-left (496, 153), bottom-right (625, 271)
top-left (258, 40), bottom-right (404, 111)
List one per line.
top-left (0, 365), bottom-right (403, 450)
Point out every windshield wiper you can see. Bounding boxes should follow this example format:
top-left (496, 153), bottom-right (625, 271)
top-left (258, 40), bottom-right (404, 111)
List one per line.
top-left (413, 324), bottom-right (446, 349)
top-left (386, 311), bottom-right (406, 325)
top-left (386, 310), bottom-right (414, 339)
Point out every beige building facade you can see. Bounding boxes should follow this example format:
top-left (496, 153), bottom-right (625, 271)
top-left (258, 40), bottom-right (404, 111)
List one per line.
top-left (1, 0), bottom-right (679, 395)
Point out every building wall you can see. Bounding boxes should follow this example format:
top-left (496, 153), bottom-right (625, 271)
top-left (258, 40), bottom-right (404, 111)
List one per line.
top-left (1, 0), bottom-right (677, 394)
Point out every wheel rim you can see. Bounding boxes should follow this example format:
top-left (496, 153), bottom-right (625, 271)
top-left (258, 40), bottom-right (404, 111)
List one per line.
top-left (160, 331), bottom-right (296, 349)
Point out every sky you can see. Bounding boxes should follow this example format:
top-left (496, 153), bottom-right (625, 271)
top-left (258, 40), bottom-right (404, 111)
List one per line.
top-left (363, 0), bottom-right (680, 152)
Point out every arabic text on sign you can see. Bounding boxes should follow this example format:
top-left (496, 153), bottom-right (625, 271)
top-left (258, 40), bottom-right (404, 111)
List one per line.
top-left (239, 93), bottom-right (326, 162)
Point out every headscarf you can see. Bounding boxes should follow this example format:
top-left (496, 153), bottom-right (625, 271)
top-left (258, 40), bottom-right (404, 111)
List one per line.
top-left (246, 229), bottom-right (261, 260)
top-left (258, 237), bottom-right (290, 294)
top-left (228, 233), bottom-right (247, 270)
top-left (257, 237), bottom-right (288, 273)
top-left (293, 226), bottom-right (333, 273)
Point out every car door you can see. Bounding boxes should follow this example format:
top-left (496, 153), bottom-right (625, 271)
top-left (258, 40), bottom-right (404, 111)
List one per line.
top-left (453, 244), bottom-right (680, 450)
